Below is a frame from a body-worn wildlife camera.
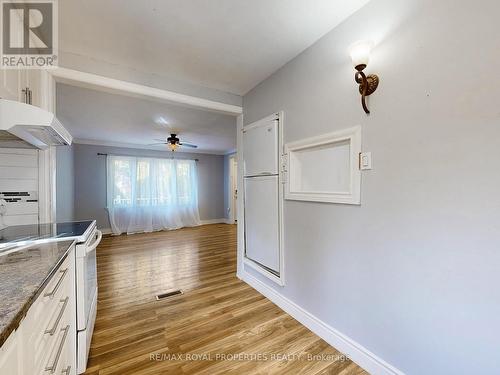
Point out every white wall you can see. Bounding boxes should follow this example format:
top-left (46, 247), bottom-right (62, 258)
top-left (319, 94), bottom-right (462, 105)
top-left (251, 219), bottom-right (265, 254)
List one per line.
top-left (242, 0), bottom-right (500, 374)
top-left (0, 148), bottom-right (39, 226)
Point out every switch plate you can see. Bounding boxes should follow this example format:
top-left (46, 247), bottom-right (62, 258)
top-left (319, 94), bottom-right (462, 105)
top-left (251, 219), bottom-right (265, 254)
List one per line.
top-left (281, 154), bottom-right (288, 172)
top-left (359, 152), bottom-right (372, 170)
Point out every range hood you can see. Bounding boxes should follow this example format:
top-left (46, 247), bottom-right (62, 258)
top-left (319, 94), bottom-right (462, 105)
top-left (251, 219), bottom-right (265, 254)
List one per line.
top-left (0, 99), bottom-right (72, 149)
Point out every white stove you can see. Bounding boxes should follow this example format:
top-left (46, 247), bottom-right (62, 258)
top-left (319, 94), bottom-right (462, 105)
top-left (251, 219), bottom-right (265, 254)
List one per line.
top-left (75, 223), bottom-right (102, 374)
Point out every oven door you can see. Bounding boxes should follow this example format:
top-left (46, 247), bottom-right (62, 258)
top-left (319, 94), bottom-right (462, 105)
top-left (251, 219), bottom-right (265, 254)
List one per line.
top-left (76, 228), bottom-right (102, 331)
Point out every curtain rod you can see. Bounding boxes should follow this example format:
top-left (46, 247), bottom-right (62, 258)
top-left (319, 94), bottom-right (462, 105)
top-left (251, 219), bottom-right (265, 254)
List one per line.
top-left (97, 152), bottom-right (199, 162)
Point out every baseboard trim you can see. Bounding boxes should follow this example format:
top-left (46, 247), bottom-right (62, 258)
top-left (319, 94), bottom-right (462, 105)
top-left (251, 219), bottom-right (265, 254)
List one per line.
top-left (200, 218), bottom-right (233, 225)
top-left (240, 271), bottom-right (404, 375)
top-left (99, 220), bottom-right (233, 235)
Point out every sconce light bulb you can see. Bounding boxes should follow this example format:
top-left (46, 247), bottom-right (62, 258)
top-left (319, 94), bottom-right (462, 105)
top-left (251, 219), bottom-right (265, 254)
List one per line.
top-left (349, 40), bottom-right (374, 69)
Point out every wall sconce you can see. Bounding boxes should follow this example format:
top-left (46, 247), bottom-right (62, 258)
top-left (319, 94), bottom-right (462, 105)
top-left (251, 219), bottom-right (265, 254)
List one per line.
top-left (349, 40), bottom-right (379, 114)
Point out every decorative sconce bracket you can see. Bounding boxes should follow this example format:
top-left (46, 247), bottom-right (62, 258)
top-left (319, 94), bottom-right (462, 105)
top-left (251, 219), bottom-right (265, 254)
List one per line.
top-left (356, 74), bottom-right (379, 96)
top-left (349, 39), bottom-right (379, 114)
top-left (354, 67), bottom-right (379, 114)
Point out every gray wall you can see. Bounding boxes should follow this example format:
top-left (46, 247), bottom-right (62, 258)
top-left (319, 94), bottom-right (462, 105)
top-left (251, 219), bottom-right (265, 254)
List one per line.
top-left (55, 145), bottom-right (75, 222)
top-left (73, 144), bottom-right (225, 229)
top-left (243, 0), bottom-right (500, 374)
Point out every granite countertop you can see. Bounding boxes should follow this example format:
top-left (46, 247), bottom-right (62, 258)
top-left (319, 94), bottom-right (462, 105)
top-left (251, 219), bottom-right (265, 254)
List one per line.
top-left (0, 240), bottom-right (75, 347)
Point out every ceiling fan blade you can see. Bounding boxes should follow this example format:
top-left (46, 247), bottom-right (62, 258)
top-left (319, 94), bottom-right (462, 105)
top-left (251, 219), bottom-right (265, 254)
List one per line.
top-left (179, 143), bottom-right (198, 148)
top-left (153, 139), bottom-right (167, 142)
top-left (147, 143), bottom-right (168, 146)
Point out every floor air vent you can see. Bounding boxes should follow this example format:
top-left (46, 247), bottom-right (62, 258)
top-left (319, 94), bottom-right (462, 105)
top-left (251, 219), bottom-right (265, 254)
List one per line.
top-left (155, 290), bottom-right (183, 300)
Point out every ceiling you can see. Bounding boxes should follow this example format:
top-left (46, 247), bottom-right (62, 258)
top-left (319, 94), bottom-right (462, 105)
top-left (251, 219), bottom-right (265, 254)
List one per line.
top-left (56, 84), bottom-right (237, 154)
top-left (60, 0), bottom-right (370, 96)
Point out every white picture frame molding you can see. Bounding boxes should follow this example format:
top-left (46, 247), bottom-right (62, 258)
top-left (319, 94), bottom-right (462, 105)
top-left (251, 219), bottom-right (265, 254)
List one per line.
top-left (284, 126), bottom-right (362, 205)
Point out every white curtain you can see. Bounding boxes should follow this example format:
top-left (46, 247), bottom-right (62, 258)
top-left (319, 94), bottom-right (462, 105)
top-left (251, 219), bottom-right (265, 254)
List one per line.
top-left (106, 155), bottom-right (201, 234)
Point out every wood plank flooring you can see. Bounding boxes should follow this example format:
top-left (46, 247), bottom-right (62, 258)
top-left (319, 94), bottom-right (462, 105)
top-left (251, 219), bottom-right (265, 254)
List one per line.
top-left (84, 224), bottom-right (367, 375)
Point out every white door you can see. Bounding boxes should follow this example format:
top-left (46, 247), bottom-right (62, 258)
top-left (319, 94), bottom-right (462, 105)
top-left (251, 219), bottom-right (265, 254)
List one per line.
top-left (232, 159), bottom-right (237, 220)
top-left (229, 157), bottom-right (238, 223)
top-left (244, 175), bottom-right (280, 272)
top-left (243, 119), bottom-right (279, 176)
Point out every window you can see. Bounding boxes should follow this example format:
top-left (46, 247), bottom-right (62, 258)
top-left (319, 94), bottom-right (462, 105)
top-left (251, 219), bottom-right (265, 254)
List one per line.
top-left (106, 156), bottom-right (200, 234)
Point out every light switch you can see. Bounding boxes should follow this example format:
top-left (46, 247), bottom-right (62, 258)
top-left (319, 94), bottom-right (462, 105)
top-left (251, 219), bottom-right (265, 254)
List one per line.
top-left (360, 152), bottom-right (372, 170)
top-left (281, 154), bottom-right (288, 172)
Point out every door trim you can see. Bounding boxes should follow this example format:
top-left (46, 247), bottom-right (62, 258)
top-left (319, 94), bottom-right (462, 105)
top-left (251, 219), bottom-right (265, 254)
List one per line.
top-left (227, 154), bottom-right (237, 224)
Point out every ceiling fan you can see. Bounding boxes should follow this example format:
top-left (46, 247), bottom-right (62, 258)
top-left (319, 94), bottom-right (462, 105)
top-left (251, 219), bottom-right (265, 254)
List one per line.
top-left (150, 133), bottom-right (198, 152)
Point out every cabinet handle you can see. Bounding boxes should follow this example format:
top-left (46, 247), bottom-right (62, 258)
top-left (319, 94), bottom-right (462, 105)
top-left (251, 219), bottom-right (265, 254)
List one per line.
top-left (22, 87), bottom-right (28, 103)
top-left (28, 89), bottom-right (32, 104)
top-left (44, 268), bottom-right (68, 298)
top-left (61, 365), bottom-right (71, 375)
top-left (45, 325), bottom-right (70, 374)
top-left (45, 297), bottom-right (69, 335)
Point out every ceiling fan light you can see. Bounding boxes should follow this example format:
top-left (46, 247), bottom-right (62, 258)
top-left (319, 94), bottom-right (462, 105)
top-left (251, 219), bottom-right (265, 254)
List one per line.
top-left (169, 143), bottom-right (178, 151)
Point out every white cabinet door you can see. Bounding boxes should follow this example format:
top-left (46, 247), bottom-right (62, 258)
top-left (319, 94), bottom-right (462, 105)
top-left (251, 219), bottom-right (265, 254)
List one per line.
top-left (0, 69), bottom-right (39, 105)
top-left (22, 245), bottom-right (76, 375)
top-left (244, 175), bottom-right (280, 272)
top-left (0, 331), bottom-right (20, 375)
top-left (243, 119), bottom-right (279, 176)
top-left (25, 69), bottom-right (41, 107)
top-left (0, 69), bottom-right (21, 101)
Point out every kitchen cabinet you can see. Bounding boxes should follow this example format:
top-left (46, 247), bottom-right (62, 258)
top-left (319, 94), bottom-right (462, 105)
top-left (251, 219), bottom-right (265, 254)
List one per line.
top-left (0, 331), bottom-right (20, 374)
top-left (22, 69), bottom-right (42, 107)
top-left (0, 244), bottom-right (77, 375)
top-left (0, 68), bottom-right (42, 107)
top-left (0, 69), bottom-right (21, 102)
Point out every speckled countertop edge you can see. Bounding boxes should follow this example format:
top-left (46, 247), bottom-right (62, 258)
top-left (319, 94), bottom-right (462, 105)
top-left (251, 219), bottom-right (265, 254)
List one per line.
top-left (0, 240), bottom-right (75, 348)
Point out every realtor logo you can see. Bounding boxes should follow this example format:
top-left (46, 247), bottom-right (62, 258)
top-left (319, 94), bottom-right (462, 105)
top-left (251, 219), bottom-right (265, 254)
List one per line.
top-left (1, 0), bottom-right (58, 68)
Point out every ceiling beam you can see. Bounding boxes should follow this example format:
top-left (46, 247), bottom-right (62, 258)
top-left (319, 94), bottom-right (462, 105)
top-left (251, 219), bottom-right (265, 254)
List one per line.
top-left (49, 67), bottom-right (243, 116)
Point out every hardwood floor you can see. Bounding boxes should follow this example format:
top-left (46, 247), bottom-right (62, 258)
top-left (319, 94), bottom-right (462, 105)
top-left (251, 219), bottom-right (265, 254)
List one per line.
top-left (84, 224), bottom-right (367, 375)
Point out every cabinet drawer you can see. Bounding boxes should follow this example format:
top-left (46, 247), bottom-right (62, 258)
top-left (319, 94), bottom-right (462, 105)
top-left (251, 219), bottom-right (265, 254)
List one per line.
top-left (24, 252), bottom-right (73, 339)
top-left (22, 245), bottom-right (76, 374)
top-left (52, 324), bottom-right (75, 375)
top-left (36, 306), bottom-right (74, 375)
top-left (31, 295), bottom-right (73, 374)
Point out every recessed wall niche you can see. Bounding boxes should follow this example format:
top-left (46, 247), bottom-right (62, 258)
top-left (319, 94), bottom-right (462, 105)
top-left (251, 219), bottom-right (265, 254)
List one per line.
top-left (284, 126), bottom-right (361, 205)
